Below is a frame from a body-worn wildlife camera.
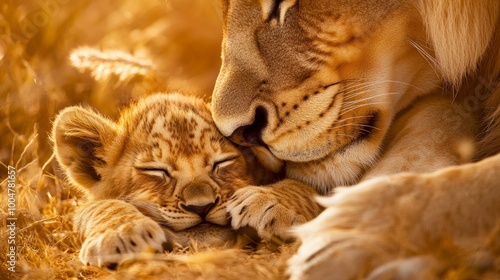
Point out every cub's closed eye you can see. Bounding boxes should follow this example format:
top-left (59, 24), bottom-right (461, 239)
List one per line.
top-left (136, 167), bottom-right (171, 178)
top-left (213, 155), bottom-right (240, 173)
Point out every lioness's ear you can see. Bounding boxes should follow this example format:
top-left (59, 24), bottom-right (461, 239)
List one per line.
top-left (52, 106), bottom-right (117, 189)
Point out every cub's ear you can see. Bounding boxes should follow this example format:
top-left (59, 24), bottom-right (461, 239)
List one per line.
top-left (52, 106), bottom-right (117, 189)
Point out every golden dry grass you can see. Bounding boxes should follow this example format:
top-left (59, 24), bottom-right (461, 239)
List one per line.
top-left (0, 0), bottom-right (292, 279)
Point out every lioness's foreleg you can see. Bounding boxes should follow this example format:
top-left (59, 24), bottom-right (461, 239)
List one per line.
top-left (289, 153), bottom-right (500, 280)
top-left (364, 94), bottom-right (478, 179)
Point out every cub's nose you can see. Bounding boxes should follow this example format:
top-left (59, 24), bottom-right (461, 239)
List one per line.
top-left (181, 182), bottom-right (217, 219)
top-left (229, 107), bottom-right (268, 147)
top-left (182, 202), bottom-right (215, 219)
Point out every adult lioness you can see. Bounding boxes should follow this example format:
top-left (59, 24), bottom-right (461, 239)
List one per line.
top-left (212, 0), bottom-right (500, 279)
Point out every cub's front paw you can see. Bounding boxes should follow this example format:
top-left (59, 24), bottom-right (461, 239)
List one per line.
top-left (80, 217), bottom-right (166, 268)
top-left (227, 182), bottom-right (320, 241)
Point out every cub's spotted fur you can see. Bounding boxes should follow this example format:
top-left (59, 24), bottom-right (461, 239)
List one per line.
top-left (52, 93), bottom-right (321, 268)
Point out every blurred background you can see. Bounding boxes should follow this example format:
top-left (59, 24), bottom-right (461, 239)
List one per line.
top-left (0, 0), bottom-right (223, 277)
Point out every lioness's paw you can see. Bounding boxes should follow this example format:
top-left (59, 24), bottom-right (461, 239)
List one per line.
top-left (227, 186), bottom-right (308, 241)
top-left (80, 217), bottom-right (166, 268)
top-left (288, 174), bottom-right (443, 280)
top-left (288, 232), bottom-right (394, 280)
top-left (289, 235), bottom-right (441, 280)
top-left (289, 235), bottom-right (442, 280)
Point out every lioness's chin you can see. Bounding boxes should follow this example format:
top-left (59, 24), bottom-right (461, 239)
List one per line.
top-left (268, 114), bottom-right (381, 163)
top-left (269, 135), bottom-right (375, 163)
top-left (268, 142), bottom-right (333, 163)
top-left (285, 140), bottom-right (383, 193)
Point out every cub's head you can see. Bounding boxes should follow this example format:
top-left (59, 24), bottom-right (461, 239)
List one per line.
top-left (53, 93), bottom-right (254, 232)
top-left (212, 0), bottom-right (498, 191)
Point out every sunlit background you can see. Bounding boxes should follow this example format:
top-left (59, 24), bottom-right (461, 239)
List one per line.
top-left (1, 0), bottom-right (223, 159)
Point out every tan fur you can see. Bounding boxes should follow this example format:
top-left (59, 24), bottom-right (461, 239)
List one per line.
top-left (362, 94), bottom-right (478, 180)
top-left (417, 0), bottom-right (499, 85)
top-left (212, 0), bottom-right (500, 278)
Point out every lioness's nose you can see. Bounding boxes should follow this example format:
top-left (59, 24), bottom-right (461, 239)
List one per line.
top-left (212, 63), bottom-right (265, 137)
top-left (229, 107), bottom-right (268, 147)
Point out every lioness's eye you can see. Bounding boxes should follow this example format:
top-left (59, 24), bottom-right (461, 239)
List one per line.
top-left (269, 0), bottom-right (285, 21)
top-left (212, 154), bottom-right (240, 174)
top-left (265, 0), bottom-right (295, 24)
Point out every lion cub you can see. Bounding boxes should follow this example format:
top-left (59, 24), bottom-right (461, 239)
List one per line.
top-left (52, 93), bottom-right (277, 268)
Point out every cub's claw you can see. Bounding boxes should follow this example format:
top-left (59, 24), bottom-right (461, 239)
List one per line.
top-left (79, 217), bottom-right (166, 268)
top-left (228, 187), bottom-right (306, 240)
top-left (228, 180), bottom-right (321, 241)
